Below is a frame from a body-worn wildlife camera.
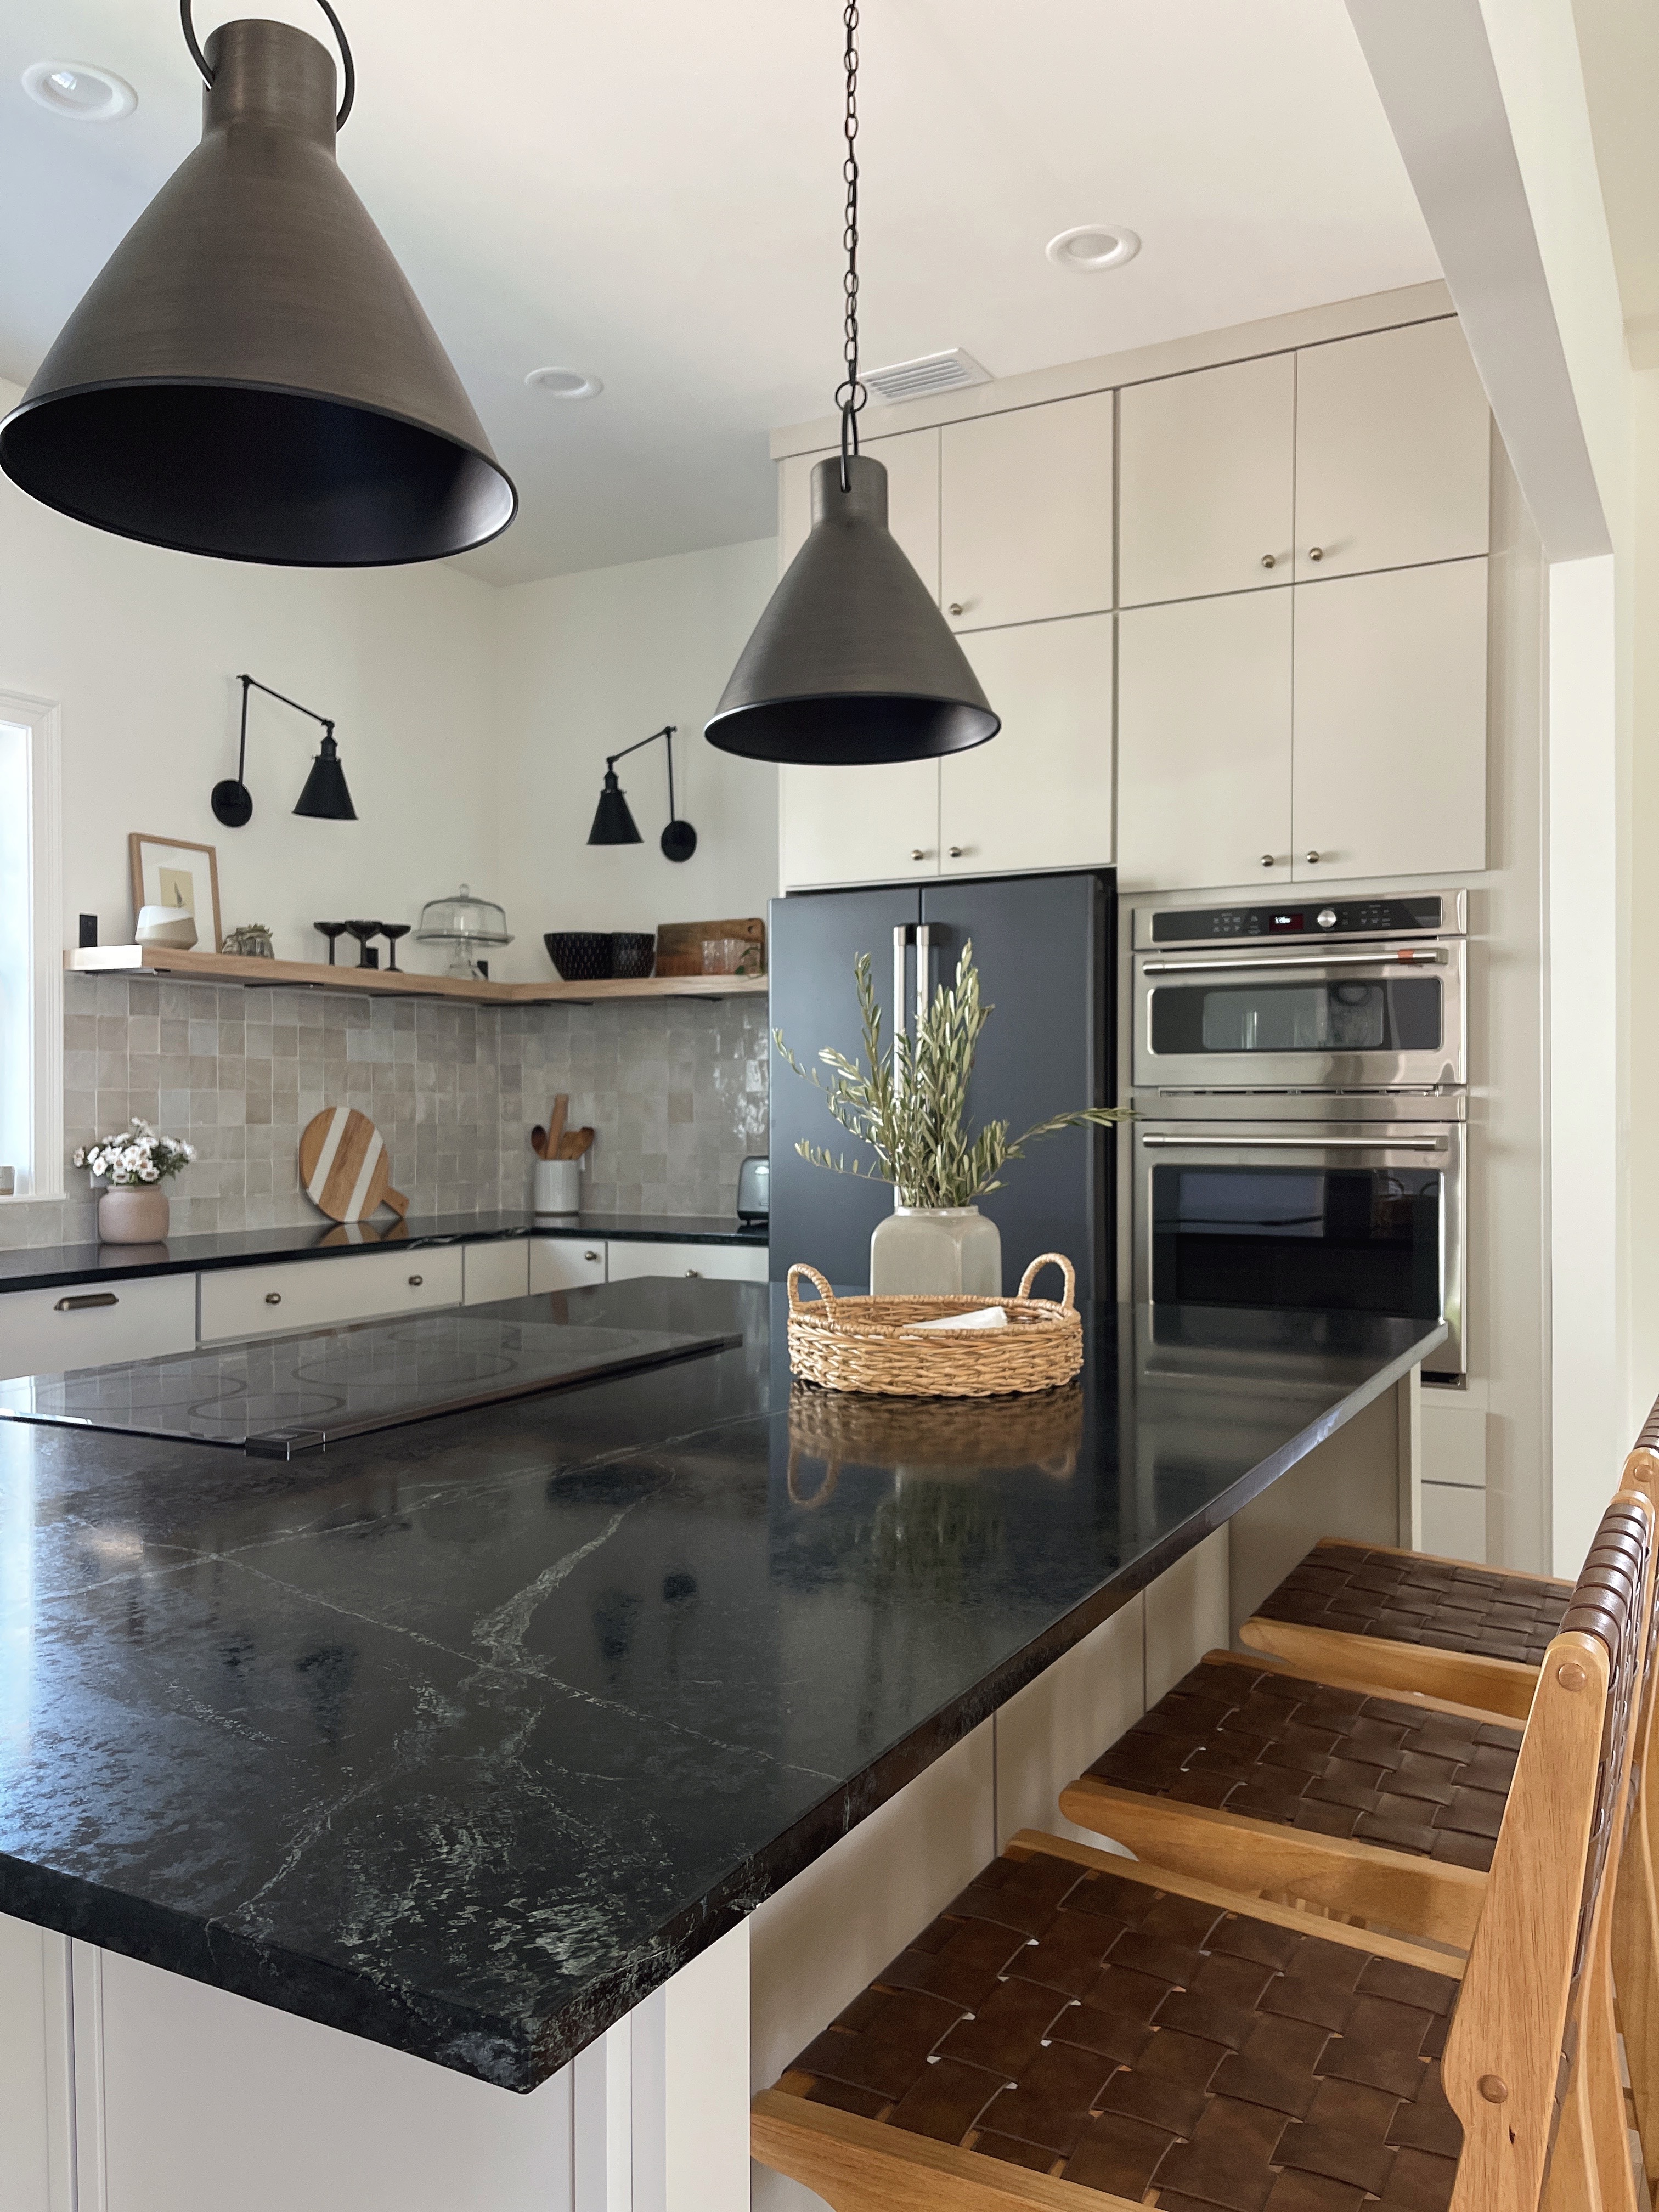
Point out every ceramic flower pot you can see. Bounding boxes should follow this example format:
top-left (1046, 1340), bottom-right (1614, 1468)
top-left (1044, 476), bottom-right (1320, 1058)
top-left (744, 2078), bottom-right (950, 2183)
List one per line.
top-left (869, 1205), bottom-right (1001, 1297)
top-left (98, 1186), bottom-right (170, 1244)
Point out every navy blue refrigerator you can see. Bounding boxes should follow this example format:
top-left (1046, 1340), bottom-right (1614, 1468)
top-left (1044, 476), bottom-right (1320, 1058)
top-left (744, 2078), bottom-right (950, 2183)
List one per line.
top-left (767, 870), bottom-right (1115, 1299)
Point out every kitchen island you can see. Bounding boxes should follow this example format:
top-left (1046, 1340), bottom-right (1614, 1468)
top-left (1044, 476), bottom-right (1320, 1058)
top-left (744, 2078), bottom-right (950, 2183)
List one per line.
top-left (0, 1278), bottom-right (1443, 2212)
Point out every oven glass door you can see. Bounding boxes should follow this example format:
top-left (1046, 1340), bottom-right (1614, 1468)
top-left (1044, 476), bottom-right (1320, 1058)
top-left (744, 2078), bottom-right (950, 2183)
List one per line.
top-left (1136, 1127), bottom-right (1463, 1373)
top-left (1132, 945), bottom-right (1464, 1090)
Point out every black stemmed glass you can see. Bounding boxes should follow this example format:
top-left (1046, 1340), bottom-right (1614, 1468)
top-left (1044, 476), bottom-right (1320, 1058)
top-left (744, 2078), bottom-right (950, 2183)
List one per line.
top-left (380, 923), bottom-right (410, 972)
top-left (313, 921), bottom-right (347, 966)
top-left (345, 919), bottom-right (381, 969)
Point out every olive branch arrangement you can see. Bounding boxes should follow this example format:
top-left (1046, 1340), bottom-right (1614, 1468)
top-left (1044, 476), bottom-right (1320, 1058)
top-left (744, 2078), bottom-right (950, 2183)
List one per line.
top-left (774, 940), bottom-right (1130, 1209)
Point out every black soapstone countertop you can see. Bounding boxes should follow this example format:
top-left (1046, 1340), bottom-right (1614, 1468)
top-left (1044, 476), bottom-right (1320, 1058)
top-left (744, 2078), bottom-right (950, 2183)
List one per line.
top-left (0, 1279), bottom-right (1443, 2093)
top-left (0, 1210), bottom-right (766, 1294)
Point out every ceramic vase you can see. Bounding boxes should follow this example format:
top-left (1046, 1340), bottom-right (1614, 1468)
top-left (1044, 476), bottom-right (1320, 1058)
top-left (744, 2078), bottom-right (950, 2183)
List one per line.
top-left (869, 1205), bottom-right (1002, 1296)
top-left (98, 1186), bottom-right (170, 1244)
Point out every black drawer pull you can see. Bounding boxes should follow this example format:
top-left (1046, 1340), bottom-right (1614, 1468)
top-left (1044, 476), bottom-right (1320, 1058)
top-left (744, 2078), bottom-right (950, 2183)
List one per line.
top-left (55, 1292), bottom-right (118, 1313)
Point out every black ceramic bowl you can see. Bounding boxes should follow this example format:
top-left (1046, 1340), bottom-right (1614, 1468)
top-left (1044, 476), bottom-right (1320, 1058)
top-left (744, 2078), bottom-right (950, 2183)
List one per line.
top-left (545, 932), bottom-right (614, 981)
top-left (611, 933), bottom-right (656, 980)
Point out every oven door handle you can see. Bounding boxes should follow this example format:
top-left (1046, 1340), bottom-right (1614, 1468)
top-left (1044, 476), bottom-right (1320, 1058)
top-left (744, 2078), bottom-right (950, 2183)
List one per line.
top-left (1141, 949), bottom-right (1448, 975)
top-left (1141, 1132), bottom-right (1448, 1153)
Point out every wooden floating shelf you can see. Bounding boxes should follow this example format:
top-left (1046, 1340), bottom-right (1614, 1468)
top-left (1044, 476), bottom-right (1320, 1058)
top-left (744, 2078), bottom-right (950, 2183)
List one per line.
top-left (65, 946), bottom-right (769, 1005)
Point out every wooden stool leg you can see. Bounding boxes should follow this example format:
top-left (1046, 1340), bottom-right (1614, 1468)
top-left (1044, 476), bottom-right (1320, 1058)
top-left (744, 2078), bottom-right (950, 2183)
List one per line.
top-left (1612, 1808), bottom-right (1659, 2187)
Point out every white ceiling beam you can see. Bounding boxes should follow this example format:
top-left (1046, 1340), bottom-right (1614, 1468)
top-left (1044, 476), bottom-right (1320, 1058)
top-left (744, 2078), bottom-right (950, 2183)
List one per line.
top-left (1346, 0), bottom-right (1610, 558)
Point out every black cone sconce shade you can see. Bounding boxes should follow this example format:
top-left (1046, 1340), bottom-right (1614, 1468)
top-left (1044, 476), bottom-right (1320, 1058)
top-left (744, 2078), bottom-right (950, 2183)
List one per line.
top-left (0, 9), bottom-right (516, 567)
top-left (587, 726), bottom-right (697, 862)
top-left (706, 455), bottom-right (999, 766)
top-left (213, 674), bottom-right (357, 826)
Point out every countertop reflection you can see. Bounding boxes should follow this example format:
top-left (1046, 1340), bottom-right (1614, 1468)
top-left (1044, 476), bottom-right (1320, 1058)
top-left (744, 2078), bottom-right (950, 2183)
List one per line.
top-left (0, 1279), bottom-right (1443, 2091)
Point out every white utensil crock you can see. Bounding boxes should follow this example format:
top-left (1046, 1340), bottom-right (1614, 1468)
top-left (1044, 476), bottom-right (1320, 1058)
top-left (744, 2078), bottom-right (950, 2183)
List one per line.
top-left (533, 1158), bottom-right (583, 1214)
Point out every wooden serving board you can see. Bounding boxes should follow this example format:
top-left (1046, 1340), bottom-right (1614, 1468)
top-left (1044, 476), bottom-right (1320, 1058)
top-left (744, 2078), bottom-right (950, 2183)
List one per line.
top-left (299, 1107), bottom-right (409, 1223)
top-left (654, 916), bottom-right (765, 978)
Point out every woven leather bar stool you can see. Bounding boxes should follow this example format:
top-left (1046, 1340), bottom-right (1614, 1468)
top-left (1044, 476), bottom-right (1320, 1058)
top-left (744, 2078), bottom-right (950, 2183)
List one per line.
top-left (753, 1491), bottom-right (1655, 2212)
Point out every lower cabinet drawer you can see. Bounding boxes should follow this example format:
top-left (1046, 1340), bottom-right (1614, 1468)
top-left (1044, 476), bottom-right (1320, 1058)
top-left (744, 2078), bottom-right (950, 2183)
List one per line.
top-left (603, 1241), bottom-right (768, 1284)
top-left (461, 1240), bottom-right (531, 1306)
top-left (199, 1248), bottom-right (464, 1342)
top-left (0, 1273), bottom-right (199, 1380)
top-left (529, 1238), bottom-right (607, 1292)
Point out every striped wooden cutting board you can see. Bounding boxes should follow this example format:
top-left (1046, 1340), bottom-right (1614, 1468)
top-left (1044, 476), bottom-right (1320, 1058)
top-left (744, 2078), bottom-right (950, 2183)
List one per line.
top-left (298, 1107), bottom-right (409, 1223)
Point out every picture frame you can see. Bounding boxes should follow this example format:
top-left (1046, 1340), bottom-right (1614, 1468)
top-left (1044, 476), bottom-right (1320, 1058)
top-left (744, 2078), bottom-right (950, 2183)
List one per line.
top-left (128, 833), bottom-right (223, 952)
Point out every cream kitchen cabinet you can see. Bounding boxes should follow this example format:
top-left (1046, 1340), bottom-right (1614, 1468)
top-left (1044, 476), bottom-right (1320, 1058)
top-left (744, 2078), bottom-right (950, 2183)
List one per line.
top-left (0, 1272), bottom-right (198, 1383)
top-left (603, 1240), bottom-right (768, 1284)
top-left (777, 426), bottom-right (944, 891)
top-left (461, 1239), bottom-right (531, 1305)
top-left (1291, 559), bottom-right (1489, 882)
top-left (940, 614), bottom-right (1114, 874)
top-left (1119, 353), bottom-right (1295, 606)
top-left (940, 393), bottom-right (1113, 632)
top-left (1116, 590), bottom-right (1294, 893)
top-left (1294, 318), bottom-right (1490, 579)
top-left (198, 1247), bottom-right (464, 1341)
top-left (529, 1237), bottom-right (607, 1291)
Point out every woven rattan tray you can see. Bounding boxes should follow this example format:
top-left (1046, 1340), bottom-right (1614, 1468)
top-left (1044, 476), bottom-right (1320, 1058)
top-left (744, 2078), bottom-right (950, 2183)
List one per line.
top-left (786, 1253), bottom-right (1083, 1398)
top-left (786, 1380), bottom-right (1084, 1504)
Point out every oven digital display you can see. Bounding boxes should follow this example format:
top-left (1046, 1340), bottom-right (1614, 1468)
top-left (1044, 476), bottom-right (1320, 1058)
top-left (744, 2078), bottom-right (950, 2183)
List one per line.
top-left (1267, 912), bottom-right (1305, 933)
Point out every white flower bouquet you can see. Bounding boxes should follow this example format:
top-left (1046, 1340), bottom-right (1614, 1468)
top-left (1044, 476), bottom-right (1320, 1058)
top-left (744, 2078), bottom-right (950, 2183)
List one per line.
top-left (72, 1118), bottom-right (196, 1186)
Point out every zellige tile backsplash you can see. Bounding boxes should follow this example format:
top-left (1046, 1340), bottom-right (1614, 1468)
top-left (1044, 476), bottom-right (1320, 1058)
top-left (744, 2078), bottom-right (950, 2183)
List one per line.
top-left (2, 973), bottom-right (770, 1246)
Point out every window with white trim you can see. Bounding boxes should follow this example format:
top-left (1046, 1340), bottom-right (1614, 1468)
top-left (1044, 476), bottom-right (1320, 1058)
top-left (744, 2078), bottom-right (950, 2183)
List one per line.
top-left (0, 695), bottom-right (61, 1199)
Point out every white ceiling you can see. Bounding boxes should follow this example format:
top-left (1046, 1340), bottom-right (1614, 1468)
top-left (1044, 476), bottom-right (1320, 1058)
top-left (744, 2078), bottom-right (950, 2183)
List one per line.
top-left (0, 0), bottom-right (1440, 587)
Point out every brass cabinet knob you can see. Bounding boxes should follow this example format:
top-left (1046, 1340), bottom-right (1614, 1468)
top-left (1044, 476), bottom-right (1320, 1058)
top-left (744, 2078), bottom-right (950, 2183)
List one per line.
top-left (1260, 854), bottom-right (1274, 868)
top-left (264, 1291), bottom-right (282, 1305)
top-left (1307, 546), bottom-right (1324, 562)
top-left (911, 848), bottom-right (928, 861)
top-left (583, 1250), bottom-right (601, 1262)
top-left (1260, 554), bottom-right (1276, 569)
top-left (1305, 850), bottom-right (1321, 865)
top-left (685, 1268), bottom-right (702, 1278)
top-left (949, 845), bottom-right (964, 859)
top-left (947, 601), bottom-right (964, 616)
top-left (408, 1273), bottom-right (424, 1287)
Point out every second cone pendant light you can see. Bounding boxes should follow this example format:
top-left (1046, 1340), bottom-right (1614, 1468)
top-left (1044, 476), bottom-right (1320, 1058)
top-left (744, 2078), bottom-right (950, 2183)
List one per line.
top-left (0, 2), bottom-right (516, 567)
top-left (705, 2), bottom-right (997, 768)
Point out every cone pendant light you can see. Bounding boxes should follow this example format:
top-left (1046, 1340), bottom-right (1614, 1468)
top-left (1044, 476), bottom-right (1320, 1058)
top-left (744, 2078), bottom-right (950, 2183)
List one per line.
top-left (0, 4), bottom-right (516, 567)
top-left (705, 3), bottom-right (997, 768)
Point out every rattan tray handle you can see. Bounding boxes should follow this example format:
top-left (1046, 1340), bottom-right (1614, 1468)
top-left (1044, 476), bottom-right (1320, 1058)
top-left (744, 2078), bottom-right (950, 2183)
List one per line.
top-left (1017, 1253), bottom-right (1076, 1309)
top-left (786, 1447), bottom-right (839, 1508)
top-left (788, 1263), bottom-right (837, 1308)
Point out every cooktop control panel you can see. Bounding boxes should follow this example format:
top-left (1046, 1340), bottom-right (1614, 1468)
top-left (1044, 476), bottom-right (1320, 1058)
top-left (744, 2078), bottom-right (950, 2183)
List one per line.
top-left (1143, 893), bottom-right (1462, 946)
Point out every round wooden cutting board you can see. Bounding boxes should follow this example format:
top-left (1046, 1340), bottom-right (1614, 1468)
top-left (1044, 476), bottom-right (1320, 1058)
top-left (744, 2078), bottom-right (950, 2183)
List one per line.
top-left (298, 1107), bottom-right (409, 1223)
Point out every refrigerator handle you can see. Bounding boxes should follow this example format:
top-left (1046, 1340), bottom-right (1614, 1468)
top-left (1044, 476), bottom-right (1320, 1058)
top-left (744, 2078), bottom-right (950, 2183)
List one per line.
top-left (893, 925), bottom-right (910, 1044)
top-left (916, 923), bottom-right (931, 1031)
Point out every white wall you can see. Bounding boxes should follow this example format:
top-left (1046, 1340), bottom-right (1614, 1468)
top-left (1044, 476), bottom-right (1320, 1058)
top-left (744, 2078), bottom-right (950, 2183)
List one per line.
top-left (0, 377), bottom-right (501, 973)
top-left (490, 539), bottom-right (778, 981)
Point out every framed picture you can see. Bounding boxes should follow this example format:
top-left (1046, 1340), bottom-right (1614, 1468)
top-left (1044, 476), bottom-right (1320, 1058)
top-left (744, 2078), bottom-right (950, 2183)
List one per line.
top-left (128, 833), bottom-right (223, 951)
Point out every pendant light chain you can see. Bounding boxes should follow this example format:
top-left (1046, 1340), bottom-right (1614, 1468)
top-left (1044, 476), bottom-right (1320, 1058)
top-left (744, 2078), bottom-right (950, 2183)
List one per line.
top-left (836, 0), bottom-right (865, 491)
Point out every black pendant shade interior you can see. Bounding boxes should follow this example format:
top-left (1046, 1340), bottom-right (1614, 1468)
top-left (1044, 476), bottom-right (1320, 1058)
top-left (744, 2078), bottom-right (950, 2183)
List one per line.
top-left (0, 5), bottom-right (516, 568)
top-left (587, 727), bottom-right (697, 862)
top-left (213, 673), bottom-right (358, 826)
top-left (704, 1), bottom-right (997, 769)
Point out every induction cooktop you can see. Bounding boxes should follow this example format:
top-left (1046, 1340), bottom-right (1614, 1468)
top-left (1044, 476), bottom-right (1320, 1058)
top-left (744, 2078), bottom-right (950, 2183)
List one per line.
top-left (0, 1310), bottom-right (741, 1455)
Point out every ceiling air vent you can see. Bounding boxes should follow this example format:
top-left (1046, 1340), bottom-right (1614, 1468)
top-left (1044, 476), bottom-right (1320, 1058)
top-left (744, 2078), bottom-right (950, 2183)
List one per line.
top-left (863, 349), bottom-right (992, 405)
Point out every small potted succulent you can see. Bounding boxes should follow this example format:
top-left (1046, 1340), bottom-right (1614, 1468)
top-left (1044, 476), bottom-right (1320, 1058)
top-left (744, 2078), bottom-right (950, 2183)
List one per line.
top-left (73, 1118), bottom-right (196, 1244)
top-left (776, 941), bottom-right (1130, 1295)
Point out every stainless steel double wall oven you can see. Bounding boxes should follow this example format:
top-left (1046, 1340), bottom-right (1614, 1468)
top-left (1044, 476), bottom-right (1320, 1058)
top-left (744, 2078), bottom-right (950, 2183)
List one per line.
top-left (1128, 891), bottom-right (1467, 1379)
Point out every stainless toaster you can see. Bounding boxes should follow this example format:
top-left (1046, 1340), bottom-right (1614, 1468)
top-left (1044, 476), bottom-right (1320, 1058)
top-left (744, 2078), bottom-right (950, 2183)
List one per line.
top-left (736, 1155), bottom-right (769, 1226)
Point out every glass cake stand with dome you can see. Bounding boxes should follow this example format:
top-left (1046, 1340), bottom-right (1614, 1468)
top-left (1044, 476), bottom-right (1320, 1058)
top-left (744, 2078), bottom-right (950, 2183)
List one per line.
top-left (413, 885), bottom-right (513, 979)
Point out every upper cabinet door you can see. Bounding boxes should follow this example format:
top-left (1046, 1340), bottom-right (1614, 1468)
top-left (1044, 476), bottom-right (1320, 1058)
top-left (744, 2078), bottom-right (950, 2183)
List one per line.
top-left (1294, 320), bottom-right (1491, 578)
top-left (1291, 558), bottom-right (1489, 883)
top-left (777, 426), bottom-right (941, 594)
top-left (778, 760), bottom-right (941, 890)
top-left (940, 393), bottom-right (1114, 631)
top-left (1116, 590), bottom-right (1294, 893)
top-left (1119, 353), bottom-right (1295, 607)
top-left (939, 614), bottom-right (1114, 875)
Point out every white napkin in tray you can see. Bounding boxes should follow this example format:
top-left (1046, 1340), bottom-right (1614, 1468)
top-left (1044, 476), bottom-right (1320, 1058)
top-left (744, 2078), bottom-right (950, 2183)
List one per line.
top-left (902, 1306), bottom-right (1009, 1333)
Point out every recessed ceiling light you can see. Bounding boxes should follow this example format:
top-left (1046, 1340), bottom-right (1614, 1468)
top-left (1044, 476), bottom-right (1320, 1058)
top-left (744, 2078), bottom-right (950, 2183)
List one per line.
top-left (525, 366), bottom-right (603, 400)
top-left (21, 60), bottom-right (137, 121)
top-left (1046, 225), bottom-right (1141, 274)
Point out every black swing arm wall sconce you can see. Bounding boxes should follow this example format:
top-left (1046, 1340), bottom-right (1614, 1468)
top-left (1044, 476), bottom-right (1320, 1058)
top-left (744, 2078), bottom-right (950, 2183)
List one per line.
top-left (587, 724), bottom-right (697, 861)
top-left (212, 673), bottom-right (358, 826)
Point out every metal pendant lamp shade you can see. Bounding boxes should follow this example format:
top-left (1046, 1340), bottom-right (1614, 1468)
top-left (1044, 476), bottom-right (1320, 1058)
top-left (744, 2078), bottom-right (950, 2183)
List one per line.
top-left (706, 454), bottom-right (998, 765)
top-left (294, 735), bottom-right (357, 820)
top-left (588, 771), bottom-right (642, 846)
top-left (0, 17), bottom-right (517, 567)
